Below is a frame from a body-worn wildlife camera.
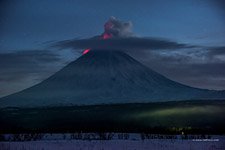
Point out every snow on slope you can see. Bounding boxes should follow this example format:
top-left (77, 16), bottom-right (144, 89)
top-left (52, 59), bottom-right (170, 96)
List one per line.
top-left (0, 50), bottom-right (224, 108)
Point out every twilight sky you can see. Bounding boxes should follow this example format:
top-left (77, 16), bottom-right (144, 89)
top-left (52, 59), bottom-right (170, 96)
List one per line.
top-left (0, 0), bottom-right (225, 97)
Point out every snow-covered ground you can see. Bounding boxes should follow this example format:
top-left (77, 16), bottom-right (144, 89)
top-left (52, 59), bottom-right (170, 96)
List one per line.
top-left (0, 133), bottom-right (224, 150)
top-left (1, 139), bottom-right (224, 150)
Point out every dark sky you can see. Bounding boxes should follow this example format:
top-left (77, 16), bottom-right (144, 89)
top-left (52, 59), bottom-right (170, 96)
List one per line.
top-left (0, 0), bottom-right (225, 97)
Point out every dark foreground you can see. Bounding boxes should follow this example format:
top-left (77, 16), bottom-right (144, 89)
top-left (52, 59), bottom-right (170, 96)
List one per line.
top-left (0, 100), bottom-right (225, 134)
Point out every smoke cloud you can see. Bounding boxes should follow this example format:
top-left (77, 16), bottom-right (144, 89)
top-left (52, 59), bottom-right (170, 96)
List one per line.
top-left (54, 37), bottom-right (193, 52)
top-left (52, 17), bottom-right (196, 52)
top-left (103, 16), bottom-right (134, 38)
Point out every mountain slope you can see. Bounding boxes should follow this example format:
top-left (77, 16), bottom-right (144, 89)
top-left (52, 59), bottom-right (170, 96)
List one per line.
top-left (0, 50), bottom-right (224, 108)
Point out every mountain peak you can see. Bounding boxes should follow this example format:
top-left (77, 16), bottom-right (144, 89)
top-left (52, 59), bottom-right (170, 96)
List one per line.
top-left (0, 50), bottom-right (225, 108)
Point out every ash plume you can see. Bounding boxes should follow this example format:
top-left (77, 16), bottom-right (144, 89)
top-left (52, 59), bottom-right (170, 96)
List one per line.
top-left (103, 16), bottom-right (134, 38)
top-left (52, 17), bottom-right (194, 52)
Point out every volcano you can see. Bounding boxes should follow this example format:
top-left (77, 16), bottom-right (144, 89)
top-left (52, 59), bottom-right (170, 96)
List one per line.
top-left (0, 50), bottom-right (225, 108)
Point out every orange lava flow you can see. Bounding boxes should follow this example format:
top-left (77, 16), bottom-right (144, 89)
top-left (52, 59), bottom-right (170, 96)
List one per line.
top-left (82, 49), bottom-right (90, 55)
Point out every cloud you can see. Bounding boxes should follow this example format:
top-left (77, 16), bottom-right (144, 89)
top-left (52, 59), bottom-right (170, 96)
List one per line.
top-left (0, 50), bottom-right (64, 97)
top-left (52, 17), bottom-right (197, 52)
top-left (202, 46), bottom-right (225, 62)
top-left (207, 46), bottom-right (225, 56)
top-left (0, 50), bottom-right (60, 64)
top-left (0, 50), bottom-right (62, 76)
top-left (134, 50), bottom-right (225, 90)
top-left (53, 37), bottom-right (195, 52)
top-left (103, 16), bottom-right (134, 38)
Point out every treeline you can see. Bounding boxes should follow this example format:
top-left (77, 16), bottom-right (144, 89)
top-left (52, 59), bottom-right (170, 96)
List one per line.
top-left (0, 133), bottom-right (130, 141)
top-left (0, 133), bottom-right (212, 141)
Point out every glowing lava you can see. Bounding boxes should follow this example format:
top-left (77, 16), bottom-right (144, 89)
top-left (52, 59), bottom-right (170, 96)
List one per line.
top-left (102, 33), bottom-right (112, 39)
top-left (83, 49), bottom-right (90, 55)
top-left (82, 23), bottom-right (113, 55)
